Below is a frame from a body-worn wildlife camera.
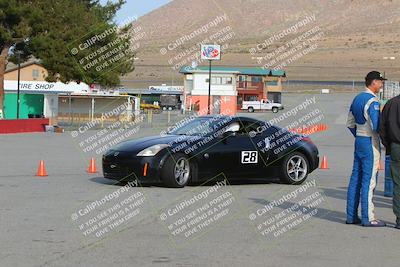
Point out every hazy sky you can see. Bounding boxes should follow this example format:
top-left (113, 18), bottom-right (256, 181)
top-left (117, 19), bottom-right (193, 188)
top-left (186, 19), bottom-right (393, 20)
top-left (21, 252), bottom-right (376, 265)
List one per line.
top-left (100, 0), bottom-right (172, 23)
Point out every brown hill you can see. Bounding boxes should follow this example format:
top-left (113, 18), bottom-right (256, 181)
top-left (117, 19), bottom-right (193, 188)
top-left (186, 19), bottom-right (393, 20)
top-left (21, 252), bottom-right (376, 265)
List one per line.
top-left (123, 0), bottom-right (400, 88)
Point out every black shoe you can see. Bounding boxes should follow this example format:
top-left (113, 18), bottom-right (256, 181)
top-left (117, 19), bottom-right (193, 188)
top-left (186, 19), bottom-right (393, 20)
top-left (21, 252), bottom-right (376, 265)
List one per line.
top-left (346, 218), bottom-right (362, 224)
top-left (362, 220), bottom-right (386, 227)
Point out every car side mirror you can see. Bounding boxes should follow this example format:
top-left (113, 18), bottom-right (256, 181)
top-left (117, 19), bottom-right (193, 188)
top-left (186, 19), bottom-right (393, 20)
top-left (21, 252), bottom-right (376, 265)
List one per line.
top-left (223, 131), bottom-right (237, 138)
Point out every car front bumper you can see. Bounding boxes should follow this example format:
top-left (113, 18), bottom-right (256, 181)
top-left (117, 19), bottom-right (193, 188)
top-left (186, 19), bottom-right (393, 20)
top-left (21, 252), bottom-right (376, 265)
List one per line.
top-left (102, 152), bottom-right (163, 184)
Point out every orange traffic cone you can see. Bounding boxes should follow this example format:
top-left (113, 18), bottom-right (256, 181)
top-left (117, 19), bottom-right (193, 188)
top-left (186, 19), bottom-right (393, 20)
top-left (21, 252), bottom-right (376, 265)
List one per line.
top-left (378, 160), bottom-right (384, 171)
top-left (36, 160), bottom-right (48, 177)
top-left (88, 158), bottom-right (97, 173)
top-left (320, 156), bottom-right (329, 169)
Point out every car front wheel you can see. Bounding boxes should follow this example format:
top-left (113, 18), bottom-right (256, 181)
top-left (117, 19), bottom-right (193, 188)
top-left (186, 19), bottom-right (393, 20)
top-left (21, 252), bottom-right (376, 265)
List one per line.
top-left (272, 107), bottom-right (279, 113)
top-left (161, 153), bottom-right (192, 188)
top-left (280, 152), bottom-right (309, 185)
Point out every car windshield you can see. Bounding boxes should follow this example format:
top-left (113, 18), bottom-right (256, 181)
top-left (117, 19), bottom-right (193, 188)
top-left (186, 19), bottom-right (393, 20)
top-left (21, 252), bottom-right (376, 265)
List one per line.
top-left (168, 117), bottom-right (225, 136)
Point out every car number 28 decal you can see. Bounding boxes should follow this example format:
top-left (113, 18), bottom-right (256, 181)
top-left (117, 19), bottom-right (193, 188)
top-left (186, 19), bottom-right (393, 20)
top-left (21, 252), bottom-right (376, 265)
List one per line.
top-left (241, 151), bottom-right (258, 164)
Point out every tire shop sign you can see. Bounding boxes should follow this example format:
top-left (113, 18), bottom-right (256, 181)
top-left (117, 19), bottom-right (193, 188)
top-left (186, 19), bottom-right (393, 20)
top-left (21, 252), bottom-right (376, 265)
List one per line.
top-left (4, 80), bottom-right (89, 93)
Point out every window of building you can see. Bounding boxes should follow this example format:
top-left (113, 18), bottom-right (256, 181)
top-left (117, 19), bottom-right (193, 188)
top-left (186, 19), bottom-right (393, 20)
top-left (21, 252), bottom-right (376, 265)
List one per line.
top-left (238, 75), bottom-right (246, 82)
top-left (237, 95), bottom-right (243, 105)
top-left (251, 76), bottom-right (262, 83)
top-left (214, 77), bottom-right (222, 84)
top-left (222, 77), bottom-right (232, 84)
top-left (266, 81), bottom-right (278, 86)
top-left (211, 77), bottom-right (216, 84)
top-left (207, 76), bottom-right (232, 85)
top-left (245, 95), bottom-right (259, 101)
top-left (32, 69), bottom-right (39, 80)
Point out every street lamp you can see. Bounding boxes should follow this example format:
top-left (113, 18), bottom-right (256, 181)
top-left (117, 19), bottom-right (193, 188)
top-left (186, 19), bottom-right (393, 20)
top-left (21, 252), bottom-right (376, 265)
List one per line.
top-left (15, 50), bottom-right (23, 119)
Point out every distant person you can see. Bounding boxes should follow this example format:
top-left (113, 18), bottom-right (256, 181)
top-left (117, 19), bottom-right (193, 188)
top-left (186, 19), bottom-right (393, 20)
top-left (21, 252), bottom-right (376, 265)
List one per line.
top-left (379, 89), bottom-right (400, 229)
top-left (346, 71), bottom-right (386, 227)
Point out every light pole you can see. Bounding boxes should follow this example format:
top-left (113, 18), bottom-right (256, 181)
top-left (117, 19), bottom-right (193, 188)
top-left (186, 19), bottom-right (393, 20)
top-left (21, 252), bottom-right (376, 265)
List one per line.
top-left (207, 60), bottom-right (212, 115)
top-left (15, 50), bottom-right (22, 119)
top-left (201, 45), bottom-right (221, 115)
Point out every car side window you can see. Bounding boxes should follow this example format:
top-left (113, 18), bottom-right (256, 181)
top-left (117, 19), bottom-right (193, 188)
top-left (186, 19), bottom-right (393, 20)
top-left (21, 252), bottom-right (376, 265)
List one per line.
top-left (237, 120), bottom-right (262, 136)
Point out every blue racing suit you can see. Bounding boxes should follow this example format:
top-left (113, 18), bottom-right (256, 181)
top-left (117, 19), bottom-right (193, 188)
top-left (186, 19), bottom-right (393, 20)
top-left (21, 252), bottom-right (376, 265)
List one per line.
top-left (346, 88), bottom-right (381, 224)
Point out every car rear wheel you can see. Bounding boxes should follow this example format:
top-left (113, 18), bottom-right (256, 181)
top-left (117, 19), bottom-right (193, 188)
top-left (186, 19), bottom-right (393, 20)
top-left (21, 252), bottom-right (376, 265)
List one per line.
top-left (161, 153), bottom-right (191, 188)
top-left (280, 152), bottom-right (309, 185)
top-left (248, 107), bottom-right (254, 113)
top-left (272, 107), bottom-right (279, 113)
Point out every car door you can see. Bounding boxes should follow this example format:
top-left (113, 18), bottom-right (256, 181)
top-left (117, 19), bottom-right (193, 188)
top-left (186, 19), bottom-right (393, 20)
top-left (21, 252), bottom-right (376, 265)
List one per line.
top-left (206, 119), bottom-right (270, 179)
top-left (260, 100), bottom-right (267, 110)
top-left (262, 100), bottom-right (271, 110)
top-left (239, 119), bottom-right (272, 177)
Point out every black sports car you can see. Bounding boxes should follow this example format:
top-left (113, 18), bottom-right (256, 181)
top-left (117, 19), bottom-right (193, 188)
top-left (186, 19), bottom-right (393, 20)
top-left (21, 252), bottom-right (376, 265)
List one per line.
top-left (102, 116), bottom-right (319, 187)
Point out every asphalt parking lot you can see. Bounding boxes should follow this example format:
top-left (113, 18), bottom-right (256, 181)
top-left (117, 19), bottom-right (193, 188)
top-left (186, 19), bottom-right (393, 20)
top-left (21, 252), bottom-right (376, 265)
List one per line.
top-left (1, 92), bottom-right (399, 267)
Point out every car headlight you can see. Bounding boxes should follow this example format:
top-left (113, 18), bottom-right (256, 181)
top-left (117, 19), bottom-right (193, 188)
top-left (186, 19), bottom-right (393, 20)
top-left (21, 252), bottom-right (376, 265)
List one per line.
top-left (137, 144), bottom-right (170, 157)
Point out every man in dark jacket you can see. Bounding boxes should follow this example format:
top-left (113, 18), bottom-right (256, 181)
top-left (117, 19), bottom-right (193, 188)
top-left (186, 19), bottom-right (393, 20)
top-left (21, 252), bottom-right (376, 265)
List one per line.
top-left (379, 92), bottom-right (400, 229)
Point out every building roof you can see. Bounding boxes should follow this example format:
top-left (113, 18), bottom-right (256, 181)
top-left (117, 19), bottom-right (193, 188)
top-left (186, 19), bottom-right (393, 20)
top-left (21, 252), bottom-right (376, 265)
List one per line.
top-left (119, 88), bottom-right (183, 95)
top-left (179, 66), bottom-right (286, 77)
top-left (5, 59), bottom-right (43, 73)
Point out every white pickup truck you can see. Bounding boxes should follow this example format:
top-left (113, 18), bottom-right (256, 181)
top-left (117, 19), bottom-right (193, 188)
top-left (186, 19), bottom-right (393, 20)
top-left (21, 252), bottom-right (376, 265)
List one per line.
top-left (241, 99), bottom-right (284, 113)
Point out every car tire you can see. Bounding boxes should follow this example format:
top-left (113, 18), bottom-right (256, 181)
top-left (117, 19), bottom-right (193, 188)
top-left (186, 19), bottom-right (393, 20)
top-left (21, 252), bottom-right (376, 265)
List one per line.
top-left (280, 152), bottom-right (309, 185)
top-left (162, 107), bottom-right (167, 111)
top-left (161, 153), bottom-right (192, 188)
top-left (272, 107), bottom-right (279, 113)
top-left (248, 107), bottom-right (254, 113)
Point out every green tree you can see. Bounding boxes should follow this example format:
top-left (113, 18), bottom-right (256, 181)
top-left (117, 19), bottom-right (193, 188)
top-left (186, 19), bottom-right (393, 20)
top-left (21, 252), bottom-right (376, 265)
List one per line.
top-left (0, 0), bottom-right (28, 117)
top-left (0, 0), bottom-right (134, 118)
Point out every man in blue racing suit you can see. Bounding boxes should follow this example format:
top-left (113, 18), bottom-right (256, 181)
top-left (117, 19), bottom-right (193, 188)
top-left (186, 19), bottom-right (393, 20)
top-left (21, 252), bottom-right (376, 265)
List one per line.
top-left (346, 71), bottom-right (387, 227)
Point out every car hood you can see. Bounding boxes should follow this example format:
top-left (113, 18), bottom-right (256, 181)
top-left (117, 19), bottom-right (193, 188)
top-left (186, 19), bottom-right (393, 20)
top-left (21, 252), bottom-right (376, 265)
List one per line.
top-left (109, 134), bottom-right (202, 153)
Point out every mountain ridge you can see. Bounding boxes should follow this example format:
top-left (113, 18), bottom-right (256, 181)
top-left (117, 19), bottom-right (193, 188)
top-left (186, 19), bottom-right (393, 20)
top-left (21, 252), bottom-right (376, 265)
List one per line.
top-left (123, 0), bottom-right (400, 87)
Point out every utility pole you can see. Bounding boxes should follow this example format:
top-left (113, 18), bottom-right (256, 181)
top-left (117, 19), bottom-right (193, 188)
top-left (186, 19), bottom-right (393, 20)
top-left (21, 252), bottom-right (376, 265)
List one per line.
top-left (16, 50), bottom-right (22, 119)
top-left (207, 60), bottom-right (212, 115)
